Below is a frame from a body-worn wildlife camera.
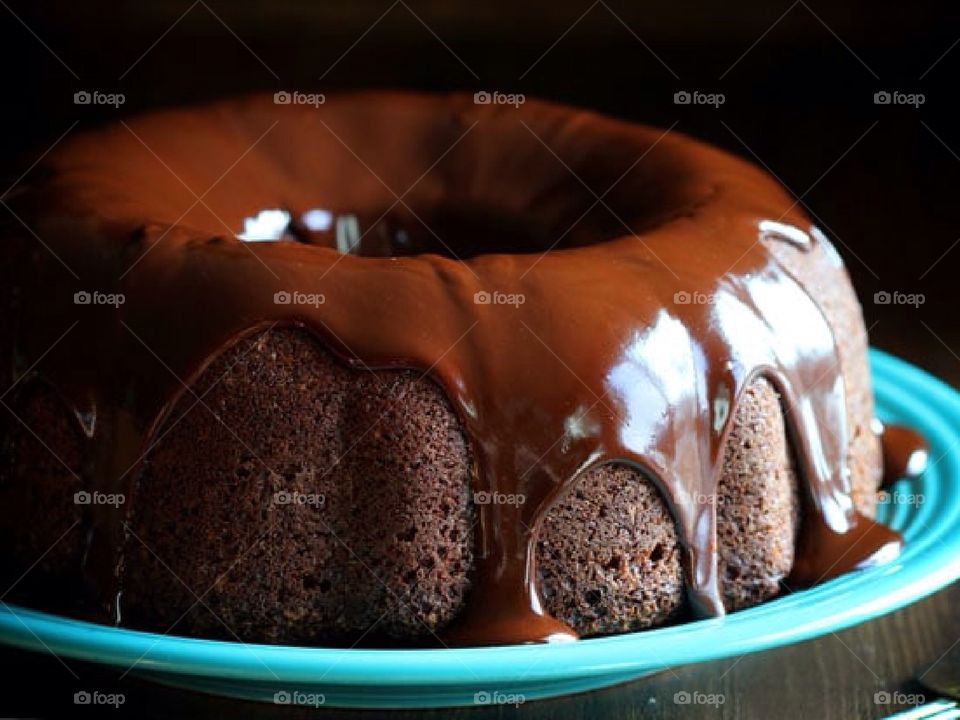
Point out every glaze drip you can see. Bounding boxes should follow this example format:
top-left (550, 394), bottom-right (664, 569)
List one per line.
top-left (878, 422), bottom-right (929, 489)
top-left (2, 93), bottom-right (909, 645)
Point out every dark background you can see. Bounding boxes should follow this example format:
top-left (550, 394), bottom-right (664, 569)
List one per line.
top-left (1, 1), bottom-right (959, 717)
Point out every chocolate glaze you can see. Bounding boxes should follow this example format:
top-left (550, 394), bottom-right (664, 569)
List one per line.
top-left (2, 93), bottom-right (910, 645)
top-left (878, 423), bottom-right (929, 488)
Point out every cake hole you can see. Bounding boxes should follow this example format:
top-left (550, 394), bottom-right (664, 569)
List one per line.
top-left (235, 200), bottom-right (632, 259)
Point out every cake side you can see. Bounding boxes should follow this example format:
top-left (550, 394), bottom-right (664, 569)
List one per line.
top-left (535, 232), bottom-right (880, 633)
top-left (121, 327), bottom-right (476, 645)
top-left (764, 232), bottom-right (880, 515)
top-left (537, 376), bottom-right (802, 635)
top-left (0, 383), bottom-right (87, 614)
top-left (0, 281), bottom-right (877, 645)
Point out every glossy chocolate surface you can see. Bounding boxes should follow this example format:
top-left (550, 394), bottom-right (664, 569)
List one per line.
top-left (879, 423), bottom-right (929, 489)
top-left (3, 93), bottom-right (912, 644)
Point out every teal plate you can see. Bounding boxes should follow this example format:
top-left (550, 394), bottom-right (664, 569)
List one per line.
top-left (1, 349), bottom-right (959, 708)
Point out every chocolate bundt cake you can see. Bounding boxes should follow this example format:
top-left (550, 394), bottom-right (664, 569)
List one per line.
top-left (0, 92), bottom-right (917, 646)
